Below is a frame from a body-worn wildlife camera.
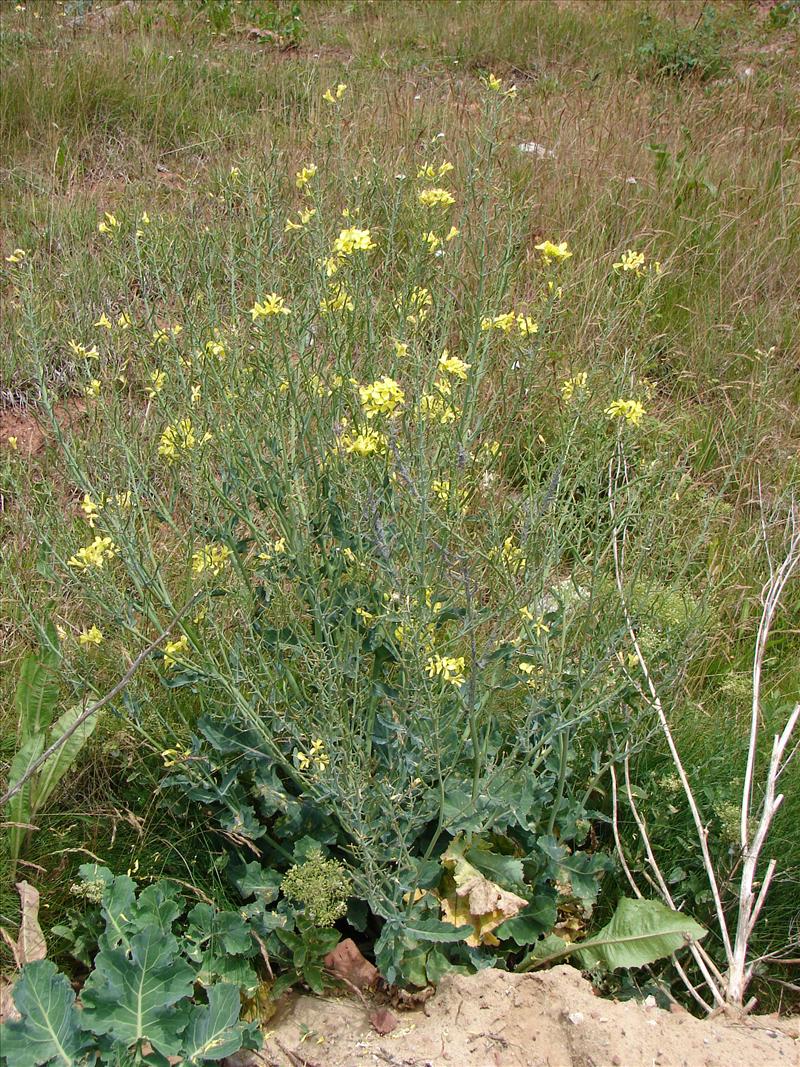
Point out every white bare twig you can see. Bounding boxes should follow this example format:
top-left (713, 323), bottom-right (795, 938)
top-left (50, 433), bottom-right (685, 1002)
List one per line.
top-left (609, 446), bottom-right (799, 1010)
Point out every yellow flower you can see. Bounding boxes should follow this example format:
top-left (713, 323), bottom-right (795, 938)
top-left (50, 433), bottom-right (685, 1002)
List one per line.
top-left (80, 493), bottom-right (101, 527)
top-left (146, 369), bottom-right (166, 398)
top-left (85, 378), bottom-right (101, 398)
top-left (97, 212), bottom-right (120, 235)
top-left (192, 543), bottom-right (231, 576)
top-left (135, 211), bottom-right (151, 237)
top-left (204, 338), bottom-right (226, 359)
top-left (517, 314), bottom-right (538, 336)
top-left (295, 164), bottom-right (317, 188)
top-left (393, 340), bottom-right (409, 358)
top-left (5, 248), bottom-right (28, 263)
top-left (93, 313), bottom-right (112, 330)
top-left (417, 161), bottom-right (454, 180)
top-left (426, 654), bottom-right (466, 687)
top-left (481, 312), bottom-right (516, 333)
top-left (229, 166), bottom-right (241, 182)
top-left (491, 535), bottom-right (526, 574)
top-left (161, 745), bottom-right (191, 768)
top-left (320, 286), bottom-right (354, 314)
top-left (285, 206), bottom-right (316, 232)
top-left (482, 72), bottom-right (517, 98)
top-left (438, 350), bottom-right (470, 380)
top-left (79, 625), bottom-right (104, 647)
top-left (605, 398), bottom-right (646, 426)
top-left (69, 339), bottom-right (99, 360)
top-left (340, 428), bottom-right (388, 457)
top-left (535, 240), bottom-right (572, 265)
top-left (163, 634), bottom-right (189, 671)
top-left (68, 535), bottom-right (118, 571)
top-left (418, 187), bottom-right (456, 208)
top-left (158, 417), bottom-right (211, 462)
top-left (117, 312), bottom-right (133, 330)
top-left (445, 226), bottom-right (459, 241)
top-left (323, 82), bottom-right (347, 103)
top-left (7, 435), bottom-right (18, 450)
top-left (404, 286), bottom-right (432, 325)
top-left (419, 390), bottom-right (459, 425)
top-left (191, 384), bottom-right (202, 406)
top-left (258, 536), bottom-right (287, 562)
top-left (359, 376), bottom-right (405, 418)
top-left (561, 372), bottom-right (588, 401)
top-left (333, 227), bottom-right (376, 256)
top-left (422, 231), bottom-right (441, 253)
top-left (251, 293), bottom-right (291, 319)
top-left (613, 249), bottom-right (646, 276)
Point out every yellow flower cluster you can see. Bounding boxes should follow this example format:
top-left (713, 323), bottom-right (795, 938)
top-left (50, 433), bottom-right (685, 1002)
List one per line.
top-left (68, 536), bottom-right (118, 571)
top-left (359, 376), bottom-right (405, 419)
top-left (285, 206), bottom-right (316, 232)
top-left (69, 340), bottom-right (99, 360)
top-left (605, 399), bottom-right (646, 426)
top-left (79, 625), bottom-right (104, 647)
top-left (491, 535), bottom-right (527, 574)
top-left (404, 286), bottom-right (432, 325)
top-left (340, 428), bottom-right (388, 457)
top-left (97, 212), bottom-right (120, 235)
top-left (191, 544), bottom-right (231, 576)
top-left (535, 240), bottom-right (572, 265)
top-left (320, 286), bottom-right (354, 314)
top-left (481, 311), bottom-right (538, 335)
top-left (295, 164), bottom-right (317, 189)
top-left (5, 248), bottom-right (28, 263)
top-left (163, 634), bottom-right (189, 671)
top-left (158, 418), bottom-right (211, 462)
top-left (80, 491), bottom-right (131, 527)
top-left (251, 293), bottom-right (291, 320)
top-left (296, 738), bottom-right (330, 772)
top-left (419, 379), bottom-right (460, 425)
top-left (418, 187), bottom-right (456, 208)
top-left (322, 82), bottom-right (347, 104)
top-left (613, 249), bottom-right (662, 277)
top-left (438, 350), bottom-right (471, 379)
top-left (561, 372), bottom-right (588, 401)
top-left (482, 72), bottom-right (517, 98)
top-left (333, 227), bottom-right (376, 256)
top-left (426, 654), bottom-right (466, 687)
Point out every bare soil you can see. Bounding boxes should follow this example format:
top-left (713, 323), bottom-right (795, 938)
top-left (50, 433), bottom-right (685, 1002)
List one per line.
top-left (252, 965), bottom-right (799, 1067)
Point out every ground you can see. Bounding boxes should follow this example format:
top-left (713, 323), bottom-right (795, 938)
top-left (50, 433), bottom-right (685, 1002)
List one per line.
top-left (252, 966), bottom-right (799, 1067)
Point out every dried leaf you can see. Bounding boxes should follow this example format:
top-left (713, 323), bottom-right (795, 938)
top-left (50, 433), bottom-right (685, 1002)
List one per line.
top-left (15, 881), bottom-right (47, 965)
top-left (369, 1007), bottom-right (398, 1035)
top-left (324, 938), bottom-right (379, 991)
top-left (439, 840), bottom-right (527, 947)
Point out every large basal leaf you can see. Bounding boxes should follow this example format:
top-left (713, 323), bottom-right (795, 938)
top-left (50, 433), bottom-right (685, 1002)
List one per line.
top-left (0, 959), bottom-right (89, 1067)
top-left (81, 927), bottom-right (195, 1056)
top-left (519, 897), bottom-right (706, 972)
top-left (98, 875), bottom-right (137, 951)
top-left (182, 984), bottom-right (253, 1064)
top-left (33, 703), bottom-right (101, 813)
top-left (6, 734), bottom-right (45, 875)
top-left (15, 643), bottom-right (60, 743)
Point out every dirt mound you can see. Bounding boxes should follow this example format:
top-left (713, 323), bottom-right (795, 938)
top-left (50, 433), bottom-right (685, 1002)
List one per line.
top-left (255, 965), bottom-right (799, 1067)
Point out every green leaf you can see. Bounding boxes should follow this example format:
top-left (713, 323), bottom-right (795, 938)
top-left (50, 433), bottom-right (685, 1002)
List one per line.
top-left (15, 646), bottom-right (60, 742)
top-left (518, 898), bottom-right (706, 972)
top-left (0, 959), bottom-right (89, 1067)
top-left (82, 927), bottom-right (196, 1056)
top-left (6, 734), bottom-right (45, 874)
top-left (229, 860), bottom-right (282, 904)
top-left (495, 891), bottom-right (557, 946)
top-left (182, 984), bottom-right (247, 1064)
top-left (34, 703), bottom-right (100, 813)
top-left (99, 875), bottom-right (137, 950)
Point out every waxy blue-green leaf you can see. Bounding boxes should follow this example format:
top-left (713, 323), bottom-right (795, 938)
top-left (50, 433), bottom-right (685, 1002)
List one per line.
top-left (182, 984), bottom-right (251, 1064)
top-left (0, 959), bottom-right (89, 1067)
top-left (81, 927), bottom-right (195, 1056)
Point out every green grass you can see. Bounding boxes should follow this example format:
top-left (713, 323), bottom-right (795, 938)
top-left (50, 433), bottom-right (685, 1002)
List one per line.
top-left (1, 0), bottom-right (799, 1014)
